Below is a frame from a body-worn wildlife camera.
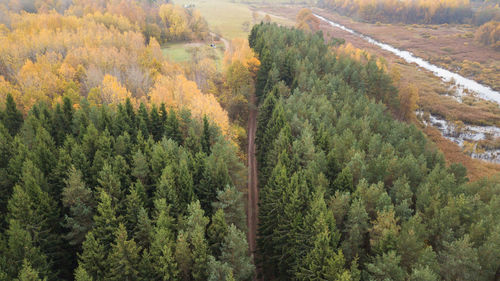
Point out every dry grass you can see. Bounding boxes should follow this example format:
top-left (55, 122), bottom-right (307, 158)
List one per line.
top-left (174, 0), bottom-right (294, 39)
top-left (423, 126), bottom-right (500, 181)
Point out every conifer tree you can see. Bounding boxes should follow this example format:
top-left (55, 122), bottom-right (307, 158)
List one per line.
top-left (16, 260), bottom-right (44, 281)
top-left (207, 209), bottom-right (228, 258)
top-left (212, 185), bottom-right (246, 231)
top-left (62, 166), bottom-right (94, 246)
top-left (201, 115), bottom-right (211, 155)
top-left (3, 93), bottom-right (23, 136)
top-left (220, 224), bottom-right (254, 281)
top-left (106, 224), bottom-right (141, 281)
top-left (166, 109), bottom-right (182, 144)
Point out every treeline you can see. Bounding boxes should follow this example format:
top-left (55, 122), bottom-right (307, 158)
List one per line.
top-left (0, 95), bottom-right (253, 280)
top-left (0, 6), bottom-right (228, 134)
top-left (0, 0), bottom-right (208, 43)
top-left (475, 21), bottom-right (500, 50)
top-left (250, 23), bottom-right (500, 280)
top-left (319, 0), bottom-right (500, 24)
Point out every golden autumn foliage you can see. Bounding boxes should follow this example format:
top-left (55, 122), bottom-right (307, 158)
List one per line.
top-left (0, 4), bottom-right (232, 137)
top-left (398, 83), bottom-right (420, 122)
top-left (475, 21), bottom-right (500, 50)
top-left (149, 74), bottom-right (230, 134)
top-left (220, 39), bottom-right (260, 122)
top-left (296, 8), bottom-right (321, 32)
top-left (335, 42), bottom-right (387, 72)
top-left (322, 0), bottom-right (474, 24)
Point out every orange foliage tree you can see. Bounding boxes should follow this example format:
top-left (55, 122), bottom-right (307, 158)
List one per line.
top-left (296, 8), bottom-right (321, 32)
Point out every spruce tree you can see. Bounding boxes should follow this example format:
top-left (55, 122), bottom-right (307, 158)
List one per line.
top-left (201, 116), bottom-right (211, 155)
top-left (106, 224), bottom-right (141, 281)
top-left (220, 224), bottom-right (254, 281)
top-left (3, 93), bottom-right (23, 136)
top-left (62, 166), bottom-right (94, 246)
top-left (207, 209), bottom-right (228, 258)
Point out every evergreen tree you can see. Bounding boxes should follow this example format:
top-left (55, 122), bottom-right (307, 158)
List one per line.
top-left (341, 198), bottom-right (369, 263)
top-left (220, 224), bottom-right (254, 281)
top-left (150, 199), bottom-right (178, 281)
top-left (207, 209), bottom-right (228, 258)
top-left (74, 265), bottom-right (93, 281)
top-left (106, 224), bottom-right (141, 281)
top-left (201, 115), bottom-right (211, 155)
top-left (166, 109), bottom-right (182, 144)
top-left (150, 105), bottom-right (163, 142)
top-left (5, 219), bottom-right (50, 279)
top-left (175, 232), bottom-right (192, 281)
top-left (91, 191), bottom-right (119, 251)
top-left (185, 201), bottom-right (210, 281)
top-left (212, 185), bottom-right (246, 231)
top-left (207, 256), bottom-right (233, 281)
top-left (78, 232), bottom-right (106, 281)
top-left (2, 93), bottom-right (23, 136)
top-left (7, 161), bottom-right (61, 279)
top-left (137, 103), bottom-right (150, 137)
top-left (15, 260), bottom-right (45, 281)
top-left (62, 166), bottom-right (94, 246)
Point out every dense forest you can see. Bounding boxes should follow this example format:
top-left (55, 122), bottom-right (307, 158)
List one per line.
top-left (0, 0), bottom-right (259, 280)
top-left (0, 96), bottom-right (253, 280)
top-left (250, 23), bottom-right (500, 280)
top-left (318, 0), bottom-right (500, 24)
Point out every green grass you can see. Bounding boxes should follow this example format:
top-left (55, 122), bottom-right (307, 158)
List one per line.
top-left (162, 43), bottom-right (192, 62)
top-left (162, 42), bottom-right (225, 66)
top-left (173, 0), bottom-right (294, 39)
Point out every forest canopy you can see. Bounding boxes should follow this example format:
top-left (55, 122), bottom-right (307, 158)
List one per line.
top-left (250, 22), bottom-right (500, 280)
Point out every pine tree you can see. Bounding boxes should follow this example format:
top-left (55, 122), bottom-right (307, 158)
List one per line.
top-left (78, 232), bottom-right (106, 281)
top-left (212, 185), bottom-right (246, 231)
top-left (220, 224), bottom-right (254, 281)
top-left (132, 150), bottom-right (150, 186)
top-left (97, 162), bottom-right (123, 209)
top-left (207, 209), bottom-right (228, 258)
top-left (341, 198), bottom-right (369, 263)
top-left (257, 160), bottom-right (288, 274)
top-left (186, 201), bottom-right (210, 281)
top-left (199, 157), bottom-right (231, 217)
top-left (2, 93), bottom-right (23, 136)
top-left (201, 115), bottom-right (211, 155)
top-left (5, 219), bottom-right (50, 279)
top-left (150, 105), bottom-right (163, 141)
top-left (166, 109), bottom-right (182, 144)
top-left (175, 232), bottom-right (192, 281)
top-left (124, 184), bottom-right (146, 236)
top-left (207, 256), bottom-right (233, 281)
top-left (74, 265), bottom-right (93, 281)
top-left (150, 199), bottom-right (178, 281)
top-left (62, 166), bottom-right (94, 246)
top-left (155, 165), bottom-right (179, 213)
top-left (92, 190), bottom-right (119, 250)
top-left (0, 123), bottom-right (13, 221)
top-left (15, 260), bottom-right (45, 281)
top-left (106, 224), bottom-right (141, 281)
top-left (7, 161), bottom-right (60, 279)
top-left (137, 103), bottom-right (150, 137)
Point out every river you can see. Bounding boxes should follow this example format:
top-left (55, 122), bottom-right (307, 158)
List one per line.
top-left (315, 13), bottom-right (500, 162)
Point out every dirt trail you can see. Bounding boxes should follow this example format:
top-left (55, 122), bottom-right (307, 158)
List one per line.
top-left (247, 92), bottom-right (260, 280)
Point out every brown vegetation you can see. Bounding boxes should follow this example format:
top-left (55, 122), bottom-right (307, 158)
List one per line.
top-left (475, 20), bottom-right (500, 50)
top-left (423, 126), bottom-right (500, 181)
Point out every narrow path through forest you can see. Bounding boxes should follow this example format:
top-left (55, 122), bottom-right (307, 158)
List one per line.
top-left (247, 92), bottom-right (259, 280)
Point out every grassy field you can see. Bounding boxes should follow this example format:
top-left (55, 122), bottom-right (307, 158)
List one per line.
top-left (162, 42), bottom-right (226, 69)
top-left (174, 0), bottom-right (294, 39)
top-left (162, 42), bottom-right (193, 62)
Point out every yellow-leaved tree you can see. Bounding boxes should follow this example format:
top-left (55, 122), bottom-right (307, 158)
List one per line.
top-left (149, 74), bottom-right (230, 135)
